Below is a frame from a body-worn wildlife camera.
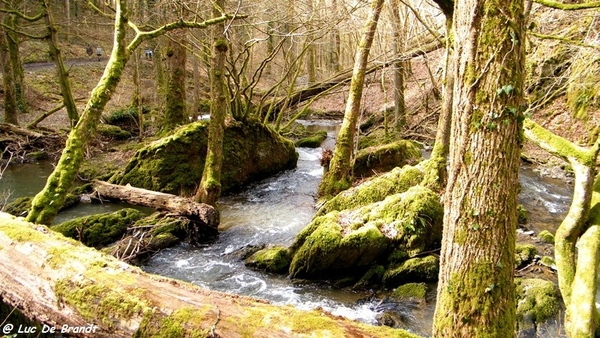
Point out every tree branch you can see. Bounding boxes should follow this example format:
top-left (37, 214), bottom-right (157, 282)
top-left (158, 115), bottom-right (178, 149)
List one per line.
top-left (0, 7), bottom-right (43, 21)
top-left (530, 31), bottom-right (600, 51)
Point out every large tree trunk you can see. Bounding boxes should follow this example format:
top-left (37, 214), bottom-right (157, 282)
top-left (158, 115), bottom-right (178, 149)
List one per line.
top-left (0, 212), bottom-right (417, 338)
top-left (317, 0), bottom-right (385, 197)
top-left (164, 30), bottom-right (187, 130)
top-left (433, 0), bottom-right (525, 336)
top-left (0, 18), bottom-right (18, 125)
top-left (195, 0), bottom-right (228, 207)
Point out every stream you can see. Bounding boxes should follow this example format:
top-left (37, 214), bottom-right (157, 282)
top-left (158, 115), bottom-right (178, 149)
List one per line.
top-left (0, 120), bottom-right (574, 337)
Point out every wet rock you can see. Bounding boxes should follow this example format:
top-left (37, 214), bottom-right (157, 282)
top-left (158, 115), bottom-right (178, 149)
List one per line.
top-left (244, 245), bottom-right (291, 274)
top-left (289, 185), bottom-right (443, 281)
top-left (295, 130), bottom-right (327, 148)
top-left (383, 255), bottom-right (439, 287)
top-left (515, 243), bottom-right (538, 269)
top-left (390, 283), bottom-right (428, 304)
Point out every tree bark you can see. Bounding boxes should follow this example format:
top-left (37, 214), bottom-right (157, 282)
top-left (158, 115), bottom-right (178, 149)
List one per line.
top-left (317, 0), bottom-right (385, 197)
top-left (195, 1), bottom-right (228, 207)
top-left (0, 17), bottom-right (18, 125)
top-left (433, 0), bottom-right (525, 336)
top-left (164, 31), bottom-right (187, 130)
top-left (0, 212), bottom-right (417, 338)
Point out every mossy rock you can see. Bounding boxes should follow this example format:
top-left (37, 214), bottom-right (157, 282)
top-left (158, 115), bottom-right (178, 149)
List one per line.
top-left (515, 243), bottom-right (537, 268)
top-left (383, 255), bottom-right (439, 287)
top-left (353, 140), bottom-right (422, 179)
top-left (245, 246), bottom-right (292, 274)
top-left (517, 204), bottom-right (528, 224)
top-left (290, 185), bottom-right (443, 281)
top-left (353, 265), bottom-right (385, 290)
top-left (317, 165), bottom-right (424, 217)
top-left (97, 124), bottom-right (132, 140)
top-left (515, 278), bottom-right (561, 326)
top-left (117, 119), bottom-right (298, 196)
top-left (295, 130), bottom-right (327, 148)
top-left (390, 283), bottom-right (428, 303)
top-left (538, 230), bottom-right (555, 244)
top-left (52, 208), bottom-right (145, 248)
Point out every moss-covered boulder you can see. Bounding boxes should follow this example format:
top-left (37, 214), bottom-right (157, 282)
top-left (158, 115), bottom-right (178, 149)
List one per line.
top-left (244, 245), bottom-right (292, 274)
top-left (515, 243), bottom-right (537, 269)
top-left (117, 119), bottom-right (298, 196)
top-left (390, 282), bottom-right (428, 304)
top-left (316, 165), bottom-right (424, 217)
top-left (383, 255), bottom-right (439, 287)
top-left (295, 130), bottom-right (327, 148)
top-left (52, 208), bottom-right (145, 248)
top-left (289, 186), bottom-right (443, 279)
top-left (515, 278), bottom-right (561, 332)
top-left (538, 230), bottom-right (555, 244)
top-left (352, 140), bottom-right (422, 178)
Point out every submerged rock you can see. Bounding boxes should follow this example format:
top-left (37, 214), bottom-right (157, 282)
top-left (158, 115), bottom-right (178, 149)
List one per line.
top-left (117, 119), bottom-right (298, 196)
top-left (289, 185), bottom-right (443, 280)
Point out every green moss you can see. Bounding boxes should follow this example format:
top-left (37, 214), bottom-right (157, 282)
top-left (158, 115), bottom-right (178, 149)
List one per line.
top-left (52, 208), bottom-right (145, 248)
top-left (55, 279), bottom-right (152, 328)
top-left (353, 140), bottom-right (422, 178)
top-left (119, 119), bottom-right (298, 196)
top-left (295, 130), bottom-right (327, 148)
top-left (97, 124), bottom-right (132, 140)
top-left (539, 256), bottom-right (556, 269)
top-left (353, 265), bottom-right (385, 289)
top-left (383, 255), bottom-right (439, 286)
top-left (391, 283), bottom-right (428, 303)
top-left (244, 246), bottom-right (291, 274)
top-left (517, 204), bottom-right (528, 224)
top-left (4, 196), bottom-right (32, 217)
top-left (317, 165), bottom-right (424, 216)
top-left (515, 278), bottom-right (560, 324)
top-left (538, 230), bottom-right (555, 244)
top-left (135, 306), bottom-right (212, 338)
top-left (515, 243), bottom-right (537, 268)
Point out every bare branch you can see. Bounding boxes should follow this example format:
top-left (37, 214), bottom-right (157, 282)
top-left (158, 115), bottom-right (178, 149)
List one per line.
top-left (533, 0), bottom-right (600, 10)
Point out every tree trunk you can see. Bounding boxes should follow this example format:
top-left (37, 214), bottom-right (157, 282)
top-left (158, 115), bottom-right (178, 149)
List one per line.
top-left (388, 0), bottom-right (406, 129)
top-left (195, 1), bottom-right (228, 207)
top-left (0, 19), bottom-right (18, 125)
top-left (42, 0), bottom-right (79, 126)
top-left (5, 13), bottom-right (26, 115)
top-left (433, 0), bottom-right (525, 336)
top-left (164, 31), bottom-right (187, 130)
top-left (523, 119), bottom-right (600, 337)
top-left (317, 0), bottom-right (384, 197)
top-left (0, 212), bottom-right (418, 338)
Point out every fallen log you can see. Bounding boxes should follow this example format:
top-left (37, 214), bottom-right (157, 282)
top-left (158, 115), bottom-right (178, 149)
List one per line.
top-left (92, 180), bottom-right (218, 228)
top-left (0, 212), bottom-right (418, 338)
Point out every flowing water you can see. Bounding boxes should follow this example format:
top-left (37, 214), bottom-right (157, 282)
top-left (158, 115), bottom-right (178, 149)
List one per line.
top-left (0, 122), bottom-right (575, 337)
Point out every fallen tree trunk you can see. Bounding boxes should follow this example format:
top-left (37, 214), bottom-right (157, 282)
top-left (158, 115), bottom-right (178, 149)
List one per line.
top-left (261, 39), bottom-right (443, 118)
top-left (92, 180), bottom-right (218, 228)
top-left (0, 212), bottom-right (417, 338)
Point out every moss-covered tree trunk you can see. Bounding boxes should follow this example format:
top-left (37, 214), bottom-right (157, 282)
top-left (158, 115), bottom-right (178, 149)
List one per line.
top-left (41, 0), bottom-right (79, 126)
top-left (422, 1), bottom-right (453, 191)
top-left (317, 0), bottom-right (384, 197)
top-left (163, 30), bottom-right (187, 130)
top-left (388, 0), bottom-right (406, 129)
top-left (0, 17), bottom-right (17, 125)
top-left (432, 0), bottom-right (525, 336)
top-left (5, 13), bottom-right (27, 115)
top-left (195, 1), bottom-right (228, 207)
top-left (523, 119), bottom-right (600, 337)
top-left (26, 0), bottom-right (232, 225)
